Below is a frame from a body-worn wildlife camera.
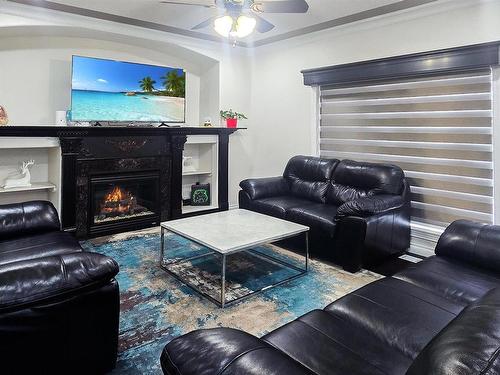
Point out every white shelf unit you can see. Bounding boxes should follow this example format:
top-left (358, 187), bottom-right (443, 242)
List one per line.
top-left (181, 135), bottom-right (218, 215)
top-left (0, 137), bottom-right (61, 214)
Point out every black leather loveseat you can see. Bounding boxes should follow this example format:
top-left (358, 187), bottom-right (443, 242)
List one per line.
top-left (0, 201), bottom-right (120, 374)
top-left (239, 156), bottom-right (411, 272)
top-left (161, 220), bottom-right (500, 374)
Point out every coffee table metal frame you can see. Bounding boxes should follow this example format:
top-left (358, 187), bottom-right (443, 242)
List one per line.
top-left (159, 226), bottom-right (309, 308)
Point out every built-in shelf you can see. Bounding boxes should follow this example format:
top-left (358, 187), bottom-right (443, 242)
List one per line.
top-left (182, 170), bottom-right (212, 176)
top-left (182, 205), bottom-right (218, 214)
top-left (0, 182), bottom-right (56, 194)
top-left (181, 135), bottom-right (219, 216)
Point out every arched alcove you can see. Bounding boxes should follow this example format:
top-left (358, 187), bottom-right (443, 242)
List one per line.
top-left (0, 25), bottom-right (220, 125)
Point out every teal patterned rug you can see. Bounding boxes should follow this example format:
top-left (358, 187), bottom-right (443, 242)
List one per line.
top-left (81, 227), bottom-right (380, 374)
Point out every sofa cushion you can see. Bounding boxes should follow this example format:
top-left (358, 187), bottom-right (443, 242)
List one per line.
top-left (326, 183), bottom-right (376, 206)
top-left (287, 203), bottom-right (337, 235)
top-left (335, 194), bottom-right (405, 219)
top-left (0, 231), bottom-right (83, 266)
top-left (263, 309), bottom-right (401, 375)
top-left (249, 196), bottom-right (313, 219)
top-left (328, 160), bottom-right (404, 205)
top-left (395, 256), bottom-right (500, 305)
top-left (263, 278), bottom-right (464, 375)
top-left (324, 277), bottom-right (463, 360)
top-left (284, 156), bottom-right (339, 203)
top-left (407, 288), bottom-right (500, 375)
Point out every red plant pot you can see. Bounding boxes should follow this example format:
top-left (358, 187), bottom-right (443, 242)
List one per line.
top-left (226, 118), bottom-right (238, 128)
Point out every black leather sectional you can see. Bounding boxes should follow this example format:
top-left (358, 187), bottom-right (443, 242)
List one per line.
top-left (0, 201), bottom-right (120, 374)
top-left (161, 220), bottom-right (500, 374)
top-left (239, 155), bottom-right (411, 272)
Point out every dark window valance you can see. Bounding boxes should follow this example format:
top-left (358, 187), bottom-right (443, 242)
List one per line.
top-left (302, 41), bottom-right (500, 87)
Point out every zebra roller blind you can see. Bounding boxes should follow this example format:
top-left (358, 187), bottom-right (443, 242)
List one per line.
top-left (319, 70), bottom-right (493, 226)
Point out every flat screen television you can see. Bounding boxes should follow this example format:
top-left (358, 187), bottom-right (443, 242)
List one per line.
top-left (71, 55), bottom-right (186, 123)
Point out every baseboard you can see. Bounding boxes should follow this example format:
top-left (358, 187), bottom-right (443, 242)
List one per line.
top-left (229, 203), bottom-right (239, 210)
top-left (409, 221), bottom-right (445, 258)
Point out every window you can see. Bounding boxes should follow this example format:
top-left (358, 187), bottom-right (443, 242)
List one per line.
top-left (319, 70), bottom-right (493, 226)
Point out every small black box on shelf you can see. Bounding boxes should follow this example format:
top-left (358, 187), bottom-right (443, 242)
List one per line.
top-left (190, 183), bottom-right (210, 206)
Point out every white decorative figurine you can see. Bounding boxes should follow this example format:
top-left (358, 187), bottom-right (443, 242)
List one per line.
top-left (3, 160), bottom-right (35, 189)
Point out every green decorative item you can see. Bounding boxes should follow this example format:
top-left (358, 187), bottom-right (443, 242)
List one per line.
top-left (191, 183), bottom-right (210, 206)
top-left (219, 109), bottom-right (247, 120)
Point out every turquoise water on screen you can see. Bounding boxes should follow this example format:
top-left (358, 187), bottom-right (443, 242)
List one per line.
top-left (71, 90), bottom-right (185, 122)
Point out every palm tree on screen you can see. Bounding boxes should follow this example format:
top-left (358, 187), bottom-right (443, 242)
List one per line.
top-left (139, 77), bottom-right (156, 93)
top-left (161, 70), bottom-right (185, 97)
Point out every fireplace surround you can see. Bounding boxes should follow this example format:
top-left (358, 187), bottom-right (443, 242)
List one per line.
top-left (65, 135), bottom-right (173, 238)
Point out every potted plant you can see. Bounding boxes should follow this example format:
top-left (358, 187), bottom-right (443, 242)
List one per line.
top-left (220, 109), bottom-right (247, 128)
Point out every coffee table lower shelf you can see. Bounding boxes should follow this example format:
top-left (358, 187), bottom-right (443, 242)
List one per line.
top-left (159, 228), bottom-right (309, 308)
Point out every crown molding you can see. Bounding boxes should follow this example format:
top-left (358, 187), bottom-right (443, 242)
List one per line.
top-left (5, 0), bottom-right (231, 44)
top-left (251, 0), bottom-right (436, 47)
top-left (6, 0), bottom-right (438, 48)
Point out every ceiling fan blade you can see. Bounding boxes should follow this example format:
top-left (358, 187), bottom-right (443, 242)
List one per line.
top-left (253, 14), bottom-right (275, 33)
top-left (252, 0), bottom-right (309, 13)
top-left (191, 16), bottom-right (217, 30)
top-left (160, 0), bottom-right (215, 8)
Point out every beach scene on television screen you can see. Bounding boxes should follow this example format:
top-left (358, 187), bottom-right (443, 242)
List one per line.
top-left (71, 56), bottom-right (185, 122)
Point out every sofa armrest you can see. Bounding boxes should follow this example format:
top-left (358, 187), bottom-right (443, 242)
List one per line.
top-left (335, 194), bottom-right (405, 220)
top-left (436, 220), bottom-right (500, 273)
top-left (335, 204), bottom-right (410, 273)
top-left (161, 328), bottom-right (312, 375)
top-left (239, 177), bottom-right (289, 200)
top-left (0, 252), bottom-right (119, 311)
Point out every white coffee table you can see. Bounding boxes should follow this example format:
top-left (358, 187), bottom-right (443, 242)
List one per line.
top-left (160, 209), bottom-right (309, 308)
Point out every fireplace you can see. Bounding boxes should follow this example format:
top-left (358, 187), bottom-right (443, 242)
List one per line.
top-left (89, 173), bottom-right (160, 236)
top-left (57, 131), bottom-right (236, 239)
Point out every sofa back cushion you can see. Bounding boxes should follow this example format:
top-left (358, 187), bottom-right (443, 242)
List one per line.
top-left (284, 156), bottom-right (339, 203)
top-left (0, 201), bottom-right (60, 240)
top-left (406, 288), bottom-right (500, 375)
top-left (328, 160), bottom-right (404, 205)
top-left (436, 220), bottom-right (500, 274)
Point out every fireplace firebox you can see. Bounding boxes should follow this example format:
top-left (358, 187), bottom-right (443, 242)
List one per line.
top-left (89, 173), bottom-right (160, 236)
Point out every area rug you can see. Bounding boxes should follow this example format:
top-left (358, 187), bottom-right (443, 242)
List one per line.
top-left (81, 227), bottom-right (381, 374)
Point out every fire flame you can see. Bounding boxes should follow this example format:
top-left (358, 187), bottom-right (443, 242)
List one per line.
top-left (105, 186), bottom-right (126, 202)
top-left (100, 186), bottom-right (135, 215)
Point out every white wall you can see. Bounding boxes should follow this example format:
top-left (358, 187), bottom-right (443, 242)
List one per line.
top-left (249, 0), bottom-right (500, 178)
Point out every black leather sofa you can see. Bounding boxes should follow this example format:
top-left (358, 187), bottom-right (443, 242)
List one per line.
top-left (161, 220), bottom-right (500, 375)
top-left (239, 156), bottom-right (411, 272)
top-left (0, 201), bottom-right (120, 374)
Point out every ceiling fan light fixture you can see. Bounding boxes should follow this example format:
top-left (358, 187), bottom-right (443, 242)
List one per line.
top-left (233, 15), bottom-right (256, 38)
top-left (214, 15), bottom-right (233, 37)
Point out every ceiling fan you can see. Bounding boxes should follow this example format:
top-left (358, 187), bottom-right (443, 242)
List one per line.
top-left (160, 0), bottom-right (309, 37)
